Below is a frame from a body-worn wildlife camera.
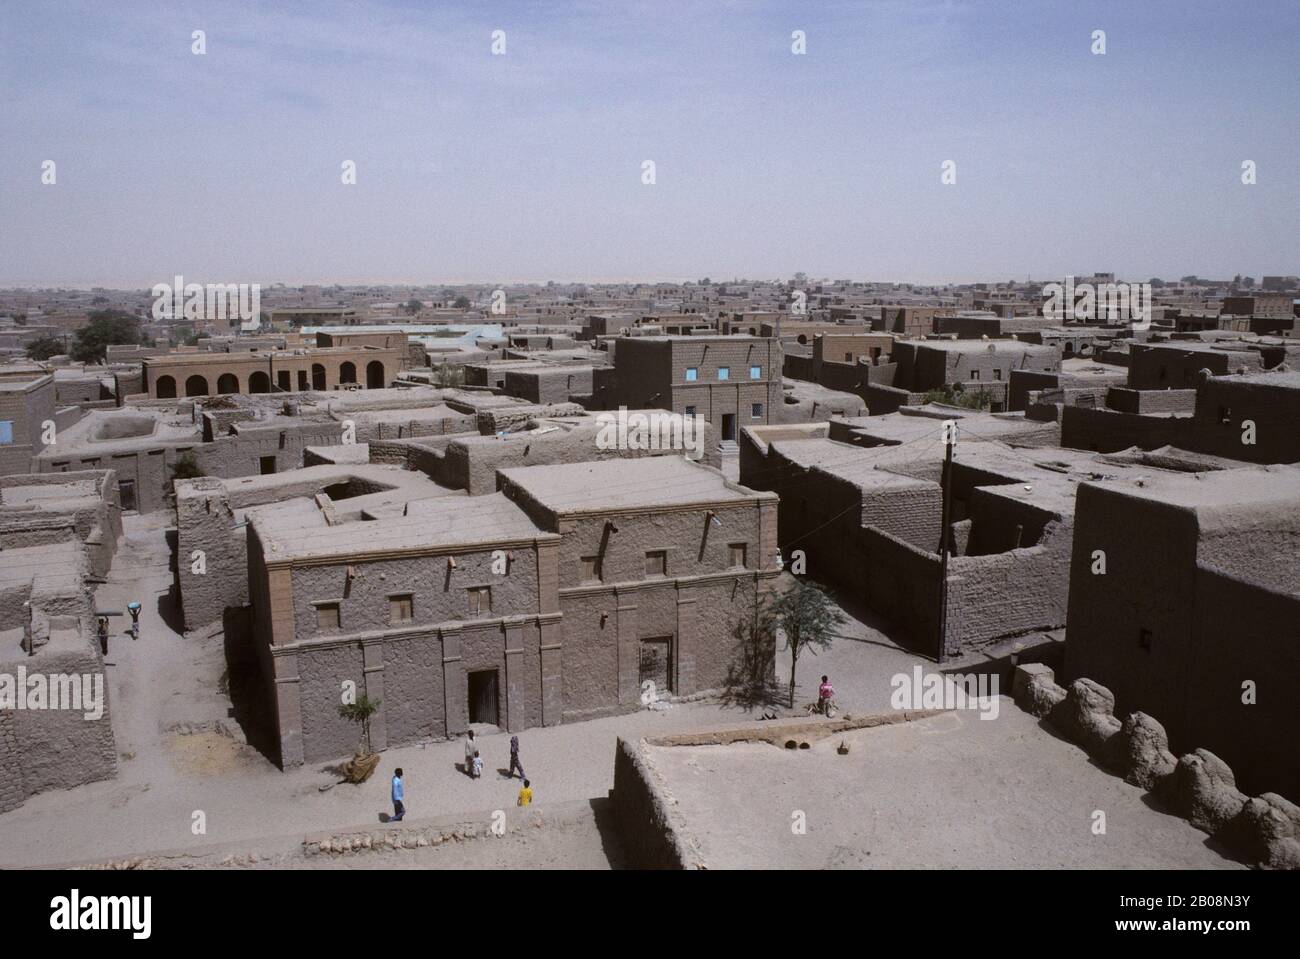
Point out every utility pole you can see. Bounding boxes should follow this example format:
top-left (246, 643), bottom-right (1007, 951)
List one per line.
top-left (936, 420), bottom-right (957, 664)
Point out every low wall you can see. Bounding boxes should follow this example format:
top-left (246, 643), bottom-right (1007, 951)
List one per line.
top-left (1012, 665), bottom-right (1300, 869)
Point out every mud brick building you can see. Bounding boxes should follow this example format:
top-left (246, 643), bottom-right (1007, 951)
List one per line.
top-left (740, 413), bottom-right (1206, 658)
top-left (612, 336), bottom-right (782, 442)
top-left (1065, 466), bottom-right (1300, 799)
top-left (0, 374), bottom-right (61, 476)
top-left (0, 470), bottom-right (122, 812)
top-left (497, 457), bottom-right (780, 722)
top-left (1190, 371), bottom-right (1300, 464)
top-left (138, 343), bottom-right (407, 399)
top-left (245, 456), bottom-right (777, 766)
top-left (247, 492), bottom-right (558, 767)
top-left (1125, 341), bottom-right (1277, 391)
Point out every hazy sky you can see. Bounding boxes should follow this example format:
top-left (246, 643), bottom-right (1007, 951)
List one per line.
top-left (2, 0), bottom-right (1297, 287)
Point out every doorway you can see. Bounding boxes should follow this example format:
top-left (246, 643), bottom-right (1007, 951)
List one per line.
top-left (721, 413), bottom-right (736, 441)
top-left (118, 479), bottom-right (137, 512)
top-left (468, 670), bottom-right (499, 725)
top-left (639, 637), bottom-right (674, 696)
top-left (259, 455), bottom-right (277, 475)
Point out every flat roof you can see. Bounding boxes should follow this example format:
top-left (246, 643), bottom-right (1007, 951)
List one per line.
top-left (250, 491), bottom-right (550, 562)
top-left (500, 456), bottom-right (755, 513)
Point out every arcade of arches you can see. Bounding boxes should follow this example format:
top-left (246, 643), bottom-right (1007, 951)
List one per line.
top-left (144, 349), bottom-right (402, 399)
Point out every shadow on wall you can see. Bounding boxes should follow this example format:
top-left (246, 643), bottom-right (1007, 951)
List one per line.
top-left (156, 528), bottom-right (185, 634)
top-left (222, 605), bottom-right (278, 764)
top-left (718, 607), bottom-right (780, 709)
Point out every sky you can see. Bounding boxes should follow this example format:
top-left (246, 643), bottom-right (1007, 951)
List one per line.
top-left (1, 0), bottom-right (1297, 288)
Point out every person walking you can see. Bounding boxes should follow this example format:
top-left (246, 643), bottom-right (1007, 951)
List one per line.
top-left (463, 728), bottom-right (476, 778)
top-left (97, 617), bottom-right (109, 657)
top-left (508, 735), bottom-right (525, 780)
top-left (517, 779), bottom-right (533, 807)
top-left (127, 601), bottom-right (142, 640)
top-left (390, 768), bottom-right (405, 822)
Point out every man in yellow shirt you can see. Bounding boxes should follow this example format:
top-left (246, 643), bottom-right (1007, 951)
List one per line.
top-left (517, 779), bottom-right (533, 807)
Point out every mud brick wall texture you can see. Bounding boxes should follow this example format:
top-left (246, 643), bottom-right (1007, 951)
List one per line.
top-left (612, 737), bottom-right (701, 869)
top-left (1013, 666), bottom-right (1300, 869)
top-left (0, 648), bottom-right (117, 814)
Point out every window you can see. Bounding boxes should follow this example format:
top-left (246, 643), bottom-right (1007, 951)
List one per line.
top-left (645, 550), bottom-right (667, 577)
top-left (684, 405), bottom-right (697, 417)
top-left (1218, 405), bottom-right (1232, 424)
top-left (728, 543), bottom-right (748, 569)
top-left (580, 555), bottom-right (602, 583)
top-left (468, 586), bottom-right (492, 615)
top-left (717, 367), bottom-right (730, 381)
top-left (0, 420), bottom-right (14, 444)
top-left (993, 369), bottom-right (1002, 381)
top-left (316, 603), bottom-right (340, 630)
top-left (751, 403), bottom-right (764, 418)
top-left (844, 353), bottom-right (853, 361)
top-left (389, 594), bottom-right (413, 624)
top-left (970, 369), bottom-right (981, 381)
top-left (685, 367), bottom-right (698, 382)
top-left (750, 366), bottom-right (761, 379)
top-left (1138, 628), bottom-right (1152, 652)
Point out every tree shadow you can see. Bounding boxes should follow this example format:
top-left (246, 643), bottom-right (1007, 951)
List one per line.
top-left (718, 608), bottom-right (782, 710)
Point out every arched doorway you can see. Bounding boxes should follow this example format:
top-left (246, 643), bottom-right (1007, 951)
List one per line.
top-left (249, 370), bottom-right (270, 394)
top-left (366, 360), bottom-right (385, 389)
top-left (311, 364), bottom-right (327, 390)
top-left (339, 362), bottom-right (356, 385)
top-left (185, 375), bottom-right (209, 397)
top-left (156, 375), bottom-right (177, 399)
top-left (217, 373), bottom-right (239, 394)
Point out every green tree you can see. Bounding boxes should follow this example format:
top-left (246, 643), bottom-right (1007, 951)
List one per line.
top-left (71, 310), bottom-right (144, 363)
top-left (923, 385), bottom-right (990, 410)
top-left (170, 451), bottom-right (204, 482)
top-left (767, 578), bottom-right (847, 708)
top-left (339, 694), bottom-right (381, 755)
top-left (402, 298), bottom-right (424, 316)
top-left (453, 295), bottom-right (471, 309)
top-left (25, 336), bottom-right (66, 361)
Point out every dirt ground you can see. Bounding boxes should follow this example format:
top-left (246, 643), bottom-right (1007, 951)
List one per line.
top-left (645, 708), bottom-right (1245, 870)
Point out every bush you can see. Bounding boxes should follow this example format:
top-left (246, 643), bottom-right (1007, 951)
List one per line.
top-left (170, 452), bottom-right (204, 481)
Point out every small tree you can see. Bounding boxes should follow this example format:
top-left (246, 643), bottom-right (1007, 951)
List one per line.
top-left (71, 310), bottom-right (145, 363)
top-left (453, 295), bottom-right (471, 310)
top-left (768, 578), bottom-right (847, 708)
top-left (402, 298), bottom-right (424, 316)
top-left (25, 335), bottom-right (66, 361)
top-left (339, 694), bottom-right (381, 755)
top-left (170, 451), bottom-right (204, 481)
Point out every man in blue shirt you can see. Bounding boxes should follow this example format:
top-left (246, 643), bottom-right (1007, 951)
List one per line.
top-left (391, 768), bottom-right (405, 822)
